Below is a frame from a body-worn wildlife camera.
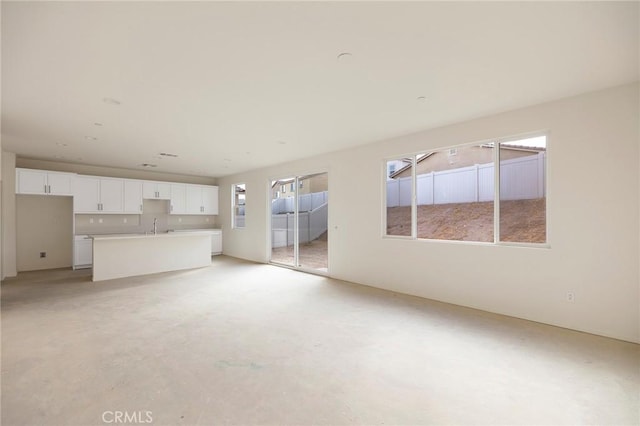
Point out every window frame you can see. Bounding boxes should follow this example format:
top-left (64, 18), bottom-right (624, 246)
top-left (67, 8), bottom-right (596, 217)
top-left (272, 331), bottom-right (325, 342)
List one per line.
top-left (382, 131), bottom-right (549, 248)
top-left (232, 183), bottom-right (246, 229)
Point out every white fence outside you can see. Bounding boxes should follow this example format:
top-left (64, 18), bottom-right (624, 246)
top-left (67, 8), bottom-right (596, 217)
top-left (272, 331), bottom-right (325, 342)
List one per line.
top-left (272, 191), bottom-right (328, 214)
top-left (387, 152), bottom-right (545, 207)
top-left (271, 192), bottom-right (328, 248)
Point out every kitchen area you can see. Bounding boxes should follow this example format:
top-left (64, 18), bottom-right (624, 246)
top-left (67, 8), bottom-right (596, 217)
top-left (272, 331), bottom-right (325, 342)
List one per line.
top-left (15, 165), bottom-right (222, 281)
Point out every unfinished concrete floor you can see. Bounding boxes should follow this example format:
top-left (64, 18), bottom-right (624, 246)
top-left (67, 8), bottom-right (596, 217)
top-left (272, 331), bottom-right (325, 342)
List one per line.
top-left (2, 256), bottom-right (638, 425)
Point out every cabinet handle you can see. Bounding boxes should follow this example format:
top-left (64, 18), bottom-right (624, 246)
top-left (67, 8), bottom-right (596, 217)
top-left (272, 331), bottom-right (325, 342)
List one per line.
top-left (48, 185), bottom-right (51, 193)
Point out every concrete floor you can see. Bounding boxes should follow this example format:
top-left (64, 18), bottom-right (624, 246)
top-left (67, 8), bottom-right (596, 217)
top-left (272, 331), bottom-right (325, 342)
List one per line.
top-left (1, 256), bottom-right (638, 425)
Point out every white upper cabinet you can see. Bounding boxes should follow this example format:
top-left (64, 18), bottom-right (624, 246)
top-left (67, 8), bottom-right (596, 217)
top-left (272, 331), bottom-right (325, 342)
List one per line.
top-left (170, 184), bottom-right (186, 215)
top-left (74, 176), bottom-right (124, 213)
top-left (185, 185), bottom-right (219, 215)
top-left (202, 186), bottom-right (219, 215)
top-left (99, 178), bottom-right (124, 212)
top-left (185, 185), bottom-right (203, 214)
top-left (123, 180), bottom-right (143, 214)
top-left (74, 176), bottom-right (100, 212)
top-left (16, 168), bottom-right (75, 196)
top-left (143, 181), bottom-right (171, 200)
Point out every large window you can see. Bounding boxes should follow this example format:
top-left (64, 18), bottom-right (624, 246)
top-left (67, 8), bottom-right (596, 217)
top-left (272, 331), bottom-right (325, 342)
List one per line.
top-left (385, 135), bottom-right (547, 245)
top-left (232, 183), bottom-right (246, 229)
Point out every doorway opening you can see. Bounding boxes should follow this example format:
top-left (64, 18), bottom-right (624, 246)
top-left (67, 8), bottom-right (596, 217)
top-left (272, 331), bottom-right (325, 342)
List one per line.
top-left (270, 172), bottom-right (328, 273)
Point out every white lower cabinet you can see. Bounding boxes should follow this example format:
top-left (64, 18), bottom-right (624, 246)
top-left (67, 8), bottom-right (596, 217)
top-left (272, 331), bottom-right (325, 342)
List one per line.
top-left (74, 236), bottom-right (93, 269)
top-left (211, 230), bottom-right (222, 255)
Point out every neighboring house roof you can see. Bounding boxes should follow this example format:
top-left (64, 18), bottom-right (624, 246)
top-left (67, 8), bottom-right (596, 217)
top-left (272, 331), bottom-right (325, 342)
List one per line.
top-left (389, 153), bottom-right (434, 179)
top-left (389, 145), bottom-right (543, 179)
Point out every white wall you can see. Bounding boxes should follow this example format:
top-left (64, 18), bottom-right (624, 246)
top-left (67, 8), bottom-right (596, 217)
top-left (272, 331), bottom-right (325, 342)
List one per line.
top-left (1, 146), bottom-right (3, 280)
top-left (16, 195), bottom-right (73, 271)
top-left (2, 152), bottom-right (17, 278)
top-left (219, 83), bottom-right (640, 343)
top-left (16, 158), bottom-right (217, 185)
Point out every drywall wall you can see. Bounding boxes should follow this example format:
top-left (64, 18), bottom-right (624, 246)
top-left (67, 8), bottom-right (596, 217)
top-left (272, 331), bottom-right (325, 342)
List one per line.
top-left (219, 82), bottom-right (640, 343)
top-left (16, 158), bottom-right (217, 186)
top-left (0, 146), bottom-right (3, 280)
top-left (16, 195), bottom-right (73, 271)
top-left (2, 151), bottom-right (17, 278)
top-left (75, 199), bottom-right (216, 235)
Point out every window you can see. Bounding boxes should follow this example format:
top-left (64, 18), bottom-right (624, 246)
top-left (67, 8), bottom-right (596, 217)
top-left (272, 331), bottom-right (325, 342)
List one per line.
top-left (384, 135), bottom-right (547, 245)
top-left (232, 183), bottom-right (246, 229)
top-left (385, 158), bottom-right (413, 236)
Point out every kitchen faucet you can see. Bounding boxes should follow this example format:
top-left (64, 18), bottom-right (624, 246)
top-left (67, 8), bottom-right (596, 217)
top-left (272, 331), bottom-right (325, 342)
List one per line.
top-left (153, 218), bottom-right (158, 235)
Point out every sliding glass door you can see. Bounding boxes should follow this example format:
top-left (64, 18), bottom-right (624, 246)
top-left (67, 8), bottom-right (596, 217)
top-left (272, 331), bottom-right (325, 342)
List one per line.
top-left (270, 173), bottom-right (328, 273)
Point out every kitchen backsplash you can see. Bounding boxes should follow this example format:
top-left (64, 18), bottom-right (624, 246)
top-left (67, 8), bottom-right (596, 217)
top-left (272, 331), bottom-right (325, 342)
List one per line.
top-left (74, 199), bottom-right (217, 235)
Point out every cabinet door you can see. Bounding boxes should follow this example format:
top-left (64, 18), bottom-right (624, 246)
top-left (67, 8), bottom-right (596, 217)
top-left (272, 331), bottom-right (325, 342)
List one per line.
top-left (185, 185), bottom-right (203, 214)
top-left (157, 183), bottom-right (171, 200)
top-left (211, 232), bottom-right (222, 254)
top-left (123, 180), bottom-right (143, 214)
top-left (74, 176), bottom-right (101, 213)
top-left (16, 169), bottom-right (47, 194)
top-left (202, 186), bottom-right (218, 215)
top-left (99, 178), bottom-right (124, 213)
top-left (142, 181), bottom-right (157, 199)
top-left (170, 184), bottom-right (186, 214)
top-left (47, 172), bottom-right (74, 196)
top-left (74, 238), bottom-right (93, 267)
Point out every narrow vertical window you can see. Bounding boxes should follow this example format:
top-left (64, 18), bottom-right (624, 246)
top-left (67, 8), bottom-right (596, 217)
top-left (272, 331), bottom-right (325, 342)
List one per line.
top-left (499, 136), bottom-right (547, 243)
top-left (385, 158), bottom-right (413, 236)
top-left (232, 183), bottom-right (246, 229)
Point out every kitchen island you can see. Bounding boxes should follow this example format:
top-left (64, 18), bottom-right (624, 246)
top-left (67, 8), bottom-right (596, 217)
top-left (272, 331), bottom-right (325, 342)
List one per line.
top-left (91, 232), bottom-right (212, 282)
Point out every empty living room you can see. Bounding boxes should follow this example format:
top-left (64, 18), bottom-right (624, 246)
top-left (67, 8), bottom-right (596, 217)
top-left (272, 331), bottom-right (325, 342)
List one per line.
top-left (1, 1), bottom-right (639, 425)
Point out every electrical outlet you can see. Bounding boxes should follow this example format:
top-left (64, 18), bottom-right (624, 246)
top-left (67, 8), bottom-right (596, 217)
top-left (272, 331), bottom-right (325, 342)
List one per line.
top-left (566, 291), bottom-right (575, 303)
top-left (205, 218), bottom-right (209, 222)
top-left (89, 218), bottom-right (94, 224)
top-left (178, 218), bottom-right (182, 223)
top-left (39, 252), bottom-right (46, 258)
top-left (98, 218), bottom-right (103, 224)
top-left (123, 218), bottom-right (127, 223)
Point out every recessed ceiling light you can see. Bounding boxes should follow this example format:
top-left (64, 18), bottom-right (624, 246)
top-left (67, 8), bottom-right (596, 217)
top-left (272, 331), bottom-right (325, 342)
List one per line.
top-left (103, 97), bottom-right (121, 105)
top-left (158, 152), bottom-right (179, 158)
top-left (94, 122), bottom-right (103, 126)
top-left (337, 52), bottom-right (353, 62)
top-left (417, 96), bottom-right (427, 102)
top-left (139, 163), bottom-right (158, 168)
top-left (85, 136), bottom-right (97, 141)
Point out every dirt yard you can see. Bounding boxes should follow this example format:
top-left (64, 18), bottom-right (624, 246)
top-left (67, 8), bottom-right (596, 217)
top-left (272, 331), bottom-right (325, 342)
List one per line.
top-left (387, 198), bottom-right (546, 243)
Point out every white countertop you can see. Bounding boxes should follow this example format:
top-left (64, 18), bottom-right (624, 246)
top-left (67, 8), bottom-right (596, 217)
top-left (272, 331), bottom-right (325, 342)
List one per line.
top-left (90, 231), bottom-right (215, 241)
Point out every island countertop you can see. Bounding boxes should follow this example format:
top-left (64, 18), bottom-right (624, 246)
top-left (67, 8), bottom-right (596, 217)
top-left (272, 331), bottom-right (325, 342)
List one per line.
top-left (91, 231), bottom-right (213, 281)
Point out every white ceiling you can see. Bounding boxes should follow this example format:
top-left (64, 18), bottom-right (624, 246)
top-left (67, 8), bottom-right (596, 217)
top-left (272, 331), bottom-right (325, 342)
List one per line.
top-left (2, 1), bottom-right (638, 178)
